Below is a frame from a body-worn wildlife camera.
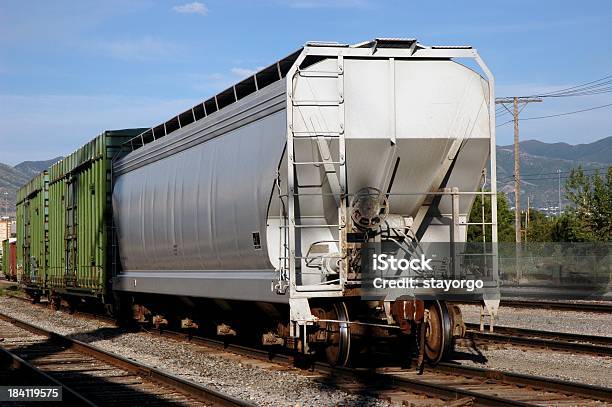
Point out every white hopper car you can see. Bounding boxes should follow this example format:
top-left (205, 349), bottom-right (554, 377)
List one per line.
top-left (111, 38), bottom-right (499, 367)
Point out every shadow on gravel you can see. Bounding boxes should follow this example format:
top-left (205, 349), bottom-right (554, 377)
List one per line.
top-left (2, 326), bottom-right (191, 406)
top-left (293, 332), bottom-right (452, 405)
top-left (310, 368), bottom-right (400, 405)
top-left (450, 338), bottom-right (488, 364)
top-left (300, 334), bottom-right (490, 403)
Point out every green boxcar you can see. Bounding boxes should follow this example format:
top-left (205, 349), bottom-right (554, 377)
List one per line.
top-left (16, 171), bottom-right (49, 290)
top-left (47, 129), bottom-right (145, 299)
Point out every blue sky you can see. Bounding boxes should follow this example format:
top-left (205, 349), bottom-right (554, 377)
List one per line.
top-left (1, 0), bottom-right (611, 164)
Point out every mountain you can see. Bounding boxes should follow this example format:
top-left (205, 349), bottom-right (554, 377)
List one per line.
top-left (14, 157), bottom-right (63, 178)
top-left (496, 137), bottom-right (611, 212)
top-left (1, 137), bottom-right (611, 218)
top-left (0, 157), bottom-right (63, 216)
top-left (500, 136), bottom-right (612, 164)
top-left (0, 163), bottom-right (29, 217)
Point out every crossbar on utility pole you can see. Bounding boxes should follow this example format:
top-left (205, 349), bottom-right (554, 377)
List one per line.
top-left (495, 96), bottom-right (542, 243)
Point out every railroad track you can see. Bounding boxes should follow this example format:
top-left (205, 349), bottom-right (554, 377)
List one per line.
top-left (3, 295), bottom-right (612, 406)
top-left (460, 299), bottom-right (612, 313)
top-left (0, 312), bottom-right (252, 407)
top-left (0, 339), bottom-right (95, 405)
top-left (465, 323), bottom-right (612, 357)
top-left (146, 328), bottom-right (612, 406)
top-left (12, 293), bottom-right (612, 356)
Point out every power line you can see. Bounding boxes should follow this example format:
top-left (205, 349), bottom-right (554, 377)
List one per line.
top-left (498, 166), bottom-right (610, 181)
top-left (535, 76), bottom-right (612, 98)
top-left (522, 175), bottom-right (594, 181)
top-left (498, 74), bottom-right (612, 99)
top-left (496, 119), bottom-right (514, 127)
top-left (540, 88), bottom-right (612, 97)
top-left (499, 175), bottom-right (606, 183)
top-left (522, 169), bottom-right (610, 179)
top-left (496, 108), bottom-right (512, 118)
top-left (500, 170), bottom-right (610, 182)
top-left (521, 102), bottom-right (612, 120)
top-left (524, 168), bottom-right (608, 177)
top-left (536, 75), bottom-right (612, 96)
top-left (496, 102), bottom-right (612, 127)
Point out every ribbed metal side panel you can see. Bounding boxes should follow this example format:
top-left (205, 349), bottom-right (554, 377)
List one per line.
top-left (112, 81), bottom-right (288, 301)
top-left (46, 129), bottom-right (145, 296)
top-left (47, 173), bottom-right (64, 290)
top-left (15, 172), bottom-right (48, 289)
top-left (15, 201), bottom-right (23, 279)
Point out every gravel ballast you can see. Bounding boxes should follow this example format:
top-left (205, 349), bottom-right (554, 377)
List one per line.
top-left (456, 303), bottom-right (612, 387)
top-left (459, 303), bottom-right (612, 337)
top-left (1, 295), bottom-right (610, 401)
top-left (453, 343), bottom-right (612, 388)
top-left (0, 296), bottom-right (393, 406)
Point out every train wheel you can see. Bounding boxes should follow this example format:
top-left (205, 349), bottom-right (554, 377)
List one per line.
top-left (324, 303), bottom-right (351, 366)
top-left (424, 300), bottom-right (452, 364)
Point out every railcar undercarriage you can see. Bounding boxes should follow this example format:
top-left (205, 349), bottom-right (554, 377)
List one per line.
top-left (107, 292), bottom-right (465, 370)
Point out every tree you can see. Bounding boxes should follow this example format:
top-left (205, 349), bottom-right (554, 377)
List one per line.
top-left (564, 166), bottom-right (612, 242)
top-left (467, 192), bottom-right (514, 242)
top-left (548, 212), bottom-right (581, 242)
top-left (525, 209), bottom-right (553, 242)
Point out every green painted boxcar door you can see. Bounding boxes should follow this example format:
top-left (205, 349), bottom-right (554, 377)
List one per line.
top-left (23, 200), bottom-right (32, 284)
top-left (65, 175), bottom-right (77, 286)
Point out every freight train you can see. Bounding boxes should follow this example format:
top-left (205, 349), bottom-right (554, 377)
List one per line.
top-left (13, 39), bottom-right (499, 367)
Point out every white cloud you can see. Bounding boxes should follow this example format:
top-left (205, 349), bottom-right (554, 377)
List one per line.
top-left (172, 2), bottom-right (208, 15)
top-left (230, 66), bottom-right (264, 78)
top-left (96, 37), bottom-right (181, 61)
top-left (206, 73), bottom-right (225, 81)
top-left (194, 66), bottom-right (265, 93)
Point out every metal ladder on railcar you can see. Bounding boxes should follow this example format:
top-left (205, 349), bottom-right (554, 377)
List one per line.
top-left (64, 175), bottom-right (78, 287)
top-left (279, 55), bottom-right (348, 298)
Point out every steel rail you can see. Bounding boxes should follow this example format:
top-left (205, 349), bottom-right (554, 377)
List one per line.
top-left (459, 299), bottom-right (612, 313)
top-left (4, 295), bottom-right (611, 405)
top-left (0, 346), bottom-right (97, 406)
top-left (434, 362), bottom-right (612, 402)
top-left (0, 312), bottom-right (253, 407)
top-left (465, 323), bottom-right (612, 356)
top-left (338, 365), bottom-right (534, 407)
top-left (503, 299), bottom-right (612, 313)
top-left (149, 329), bottom-right (508, 406)
top-left (146, 328), bottom-right (612, 406)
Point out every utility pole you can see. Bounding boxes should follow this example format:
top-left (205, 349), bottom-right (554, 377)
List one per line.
top-left (557, 169), bottom-right (562, 215)
top-left (513, 97), bottom-right (520, 243)
top-left (481, 168), bottom-right (487, 244)
top-left (1, 191), bottom-right (7, 218)
top-left (495, 96), bottom-right (542, 243)
top-left (525, 196), bottom-right (530, 243)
